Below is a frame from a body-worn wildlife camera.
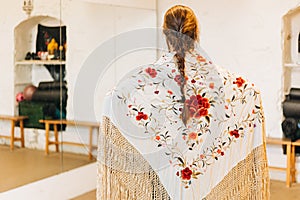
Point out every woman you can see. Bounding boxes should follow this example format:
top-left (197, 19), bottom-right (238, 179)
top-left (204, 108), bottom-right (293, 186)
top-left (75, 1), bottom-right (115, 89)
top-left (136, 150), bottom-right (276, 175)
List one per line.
top-left (97, 5), bottom-right (269, 200)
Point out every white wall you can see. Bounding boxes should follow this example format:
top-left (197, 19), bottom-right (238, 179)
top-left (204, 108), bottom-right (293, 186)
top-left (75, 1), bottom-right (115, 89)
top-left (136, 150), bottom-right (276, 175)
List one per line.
top-left (0, 0), bottom-right (156, 161)
top-left (157, 0), bottom-right (300, 181)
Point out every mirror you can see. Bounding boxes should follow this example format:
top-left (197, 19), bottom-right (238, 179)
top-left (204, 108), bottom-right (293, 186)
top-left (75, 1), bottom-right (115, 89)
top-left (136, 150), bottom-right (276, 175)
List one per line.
top-left (0, 0), bottom-right (157, 198)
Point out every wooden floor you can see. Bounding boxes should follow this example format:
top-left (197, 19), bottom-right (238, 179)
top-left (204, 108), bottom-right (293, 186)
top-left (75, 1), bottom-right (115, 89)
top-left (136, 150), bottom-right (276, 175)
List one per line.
top-left (1, 144), bottom-right (300, 199)
top-left (0, 144), bottom-right (94, 193)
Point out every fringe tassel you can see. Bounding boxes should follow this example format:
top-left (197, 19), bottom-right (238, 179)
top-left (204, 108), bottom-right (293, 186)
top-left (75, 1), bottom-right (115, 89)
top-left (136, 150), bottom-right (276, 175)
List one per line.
top-left (96, 117), bottom-right (170, 200)
top-left (204, 145), bottom-right (270, 200)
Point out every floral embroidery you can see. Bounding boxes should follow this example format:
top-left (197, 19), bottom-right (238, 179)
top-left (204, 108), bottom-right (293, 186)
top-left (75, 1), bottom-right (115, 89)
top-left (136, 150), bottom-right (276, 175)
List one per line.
top-left (229, 129), bottom-right (240, 138)
top-left (145, 67), bottom-right (157, 78)
top-left (181, 167), bottom-right (193, 180)
top-left (174, 74), bottom-right (182, 86)
top-left (185, 95), bottom-right (210, 118)
top-left (196, 55), bottom-right (206, 62)
top-left (135, 112), bottom-right (148, 121)
top-left (233, 77), bottom-right (245, 87)
top-left (114, 50), bottom-right (263, 188)
top-left (188, 132), bottom-right (198, 140)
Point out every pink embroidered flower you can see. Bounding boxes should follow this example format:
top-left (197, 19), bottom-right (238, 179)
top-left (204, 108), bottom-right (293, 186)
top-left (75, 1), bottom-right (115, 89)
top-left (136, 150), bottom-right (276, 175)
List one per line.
top-left (229, 129), bottom-right (240, 138)
top-left (145, 67), bottom-right (157, 78)
top-left (209, 82), bottom-right (214, 89)
top-left (136, 112), bottom-right (148, 121)
top-left (174, 74), bottom-right (182, 86)
top-left (181, 167), bottom-right (193, 180)
top-left (233, 77), bottom-right (245, 87)
top-left (188, 132), bottom-right (198, 140)
top-left (185, 95), bottom-right (210, 118)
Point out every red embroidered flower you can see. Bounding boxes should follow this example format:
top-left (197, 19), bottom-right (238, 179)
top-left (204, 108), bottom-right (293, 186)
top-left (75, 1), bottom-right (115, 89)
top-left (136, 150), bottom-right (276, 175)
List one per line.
top-left (167, 90), bottom-right (173, 95)
top-left (191, 79), bottom-right (196, 84)
top-left (196, 55), bottom-right (206, 62)
top-left (229, 129), bottom-right (240, 138)
top-left (181, 167), bottom-right (193, 180)
top-left (136, 112), bottom-right (148, 121)
top-left (188, 132), bottom-right (198, 140)
top-left (154, 90), bottom-right (159, 94)
top-left (209, 82), bottom-right (214, 89)
top-left (155, 135), bottom-right (161, 140)
top-left (217, 149), bottom-right (224, 156)
top-left (145, 67), bottom-right (157, 78)
top-left (233, 77), bottom-right (245, 87)
top-left (185, 95), bottom-right (210, 118)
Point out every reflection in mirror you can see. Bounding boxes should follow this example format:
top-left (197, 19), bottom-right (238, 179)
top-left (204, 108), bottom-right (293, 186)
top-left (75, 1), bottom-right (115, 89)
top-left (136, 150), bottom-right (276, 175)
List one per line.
top-left (0, 0), bottom-right (94, 194)
top-left (0, 0), bottom-right (157, 198)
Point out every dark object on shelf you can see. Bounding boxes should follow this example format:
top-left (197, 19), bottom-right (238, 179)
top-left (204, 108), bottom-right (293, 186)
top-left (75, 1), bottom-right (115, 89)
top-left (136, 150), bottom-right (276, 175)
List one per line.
top-left (33, 81), bottom-right (68, 114)
top-left (36, 24), bottom-right (66, 55)
top-left (45, 64), bottom-right (66, 81)
top-left (32, 88), bottom-right (67, 104)
top-left (282, 88), bottom-right (300, 154)
top-left (38, 81), bottom-right (67, 90)
top-left (282, 100), bottom-right (300, 118)
top-left (25, 52), bottom-right (32, 60)
top-left (24, 52), bottom-right (41, 60)
top-left (282, 118), bottom-right (300, 141)
top-left (20, 81), bottom-right (68, 130)
top-left (19, 101), bottom-right (54, 129)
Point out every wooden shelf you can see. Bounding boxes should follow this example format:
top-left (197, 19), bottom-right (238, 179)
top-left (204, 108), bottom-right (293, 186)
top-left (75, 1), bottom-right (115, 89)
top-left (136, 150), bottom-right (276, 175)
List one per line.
top-left (284, 63), bottom-right (300, 68)
top-left (15, 60), bottom-right (66, 65)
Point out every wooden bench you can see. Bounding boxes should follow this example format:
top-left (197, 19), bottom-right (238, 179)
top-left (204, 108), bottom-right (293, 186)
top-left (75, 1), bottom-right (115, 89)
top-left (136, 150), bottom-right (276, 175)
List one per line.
top-left (39, 119), bottom-right (100, 160)
top-left (266, 137), bottom-right (292, 187)
top-left (0, 115), bottom-right (28, 150)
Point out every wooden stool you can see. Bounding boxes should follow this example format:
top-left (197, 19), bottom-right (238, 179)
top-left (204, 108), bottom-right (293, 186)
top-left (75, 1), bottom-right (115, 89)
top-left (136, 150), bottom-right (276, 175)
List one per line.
top-left (266, 137), bottom-right (292, 187)
top-left (0, 115), bottom-right (28, 150)
top-left (39, 119), bottom-right (100, 160)
top-left (291, 139), bottom-right (300, 184)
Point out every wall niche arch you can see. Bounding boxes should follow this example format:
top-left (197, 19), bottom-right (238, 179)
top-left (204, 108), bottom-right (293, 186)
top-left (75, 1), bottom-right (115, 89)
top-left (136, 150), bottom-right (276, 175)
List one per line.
top-left (14, 16), bottom-right (67, 129)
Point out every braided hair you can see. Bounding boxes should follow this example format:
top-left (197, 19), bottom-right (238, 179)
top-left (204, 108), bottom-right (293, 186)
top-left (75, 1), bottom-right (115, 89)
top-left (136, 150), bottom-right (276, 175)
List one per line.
top-left (163, 5), bottom-right (199, 123)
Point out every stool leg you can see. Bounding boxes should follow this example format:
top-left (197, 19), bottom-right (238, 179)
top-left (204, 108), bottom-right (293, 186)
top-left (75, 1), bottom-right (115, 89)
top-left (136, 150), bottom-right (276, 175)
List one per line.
top-left (20, 119), bottom-right (25, 148)
top-left (45, 123), bottom-right (50, 155)
top-left (291, 145), bottom-right (296, 183)
top-left (286, 143), bottom-right (291, 187)
top-left (10, 120), bottom-right (15, 151)
top-left (54, 124), bottom-right (59, 152)
top-left (89, 127), bottom-right (93, 160)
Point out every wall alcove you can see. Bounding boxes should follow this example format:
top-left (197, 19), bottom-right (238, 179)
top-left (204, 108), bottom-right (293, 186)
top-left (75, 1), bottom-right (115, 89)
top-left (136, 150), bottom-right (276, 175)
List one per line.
top-left (282, 7), bottom-right (300, 95)
top-left (281, 7), bottom-right (300, 152)
top-left (14, 16), bottom-right (67, 129)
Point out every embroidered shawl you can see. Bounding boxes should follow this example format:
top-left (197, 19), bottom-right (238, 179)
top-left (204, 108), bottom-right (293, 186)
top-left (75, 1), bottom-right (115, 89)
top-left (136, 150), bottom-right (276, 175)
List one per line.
top-left (97, 47), bottom-right (269, 200)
